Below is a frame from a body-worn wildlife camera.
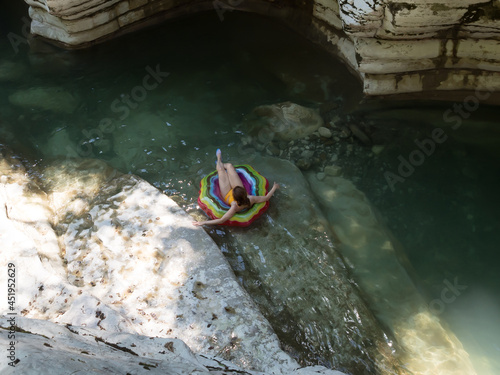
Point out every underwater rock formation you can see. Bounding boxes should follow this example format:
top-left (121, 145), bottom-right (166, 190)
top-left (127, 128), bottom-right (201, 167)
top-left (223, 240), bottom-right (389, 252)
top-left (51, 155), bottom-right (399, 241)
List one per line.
top-left (0, 151), bottom-right (343, 375)
top-left (306, 173), bottom-right (477, 375)
top-left (199, 156), bottom-right (409, 374)
top-left (243, 102), bottom-right (324, 142)
top-left (8, 86), bottom-right (80, 114)
top-left (21, 0), bottom-right (500, 95)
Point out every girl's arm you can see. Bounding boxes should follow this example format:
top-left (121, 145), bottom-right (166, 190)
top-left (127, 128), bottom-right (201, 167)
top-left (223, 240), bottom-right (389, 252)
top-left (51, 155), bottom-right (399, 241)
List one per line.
top-left (192, 204), bottom-right (238, 226)
top-left (250, 182), bottom-right (280, 204)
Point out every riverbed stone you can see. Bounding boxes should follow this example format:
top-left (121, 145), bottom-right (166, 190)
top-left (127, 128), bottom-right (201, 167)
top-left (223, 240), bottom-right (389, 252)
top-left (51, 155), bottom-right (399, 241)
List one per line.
top-left (371, 144), bottom-right (385, 155)
top-left (0, 60), bottom-right (27, 82)
top-left (318, 126), bottom-right (332, 138)
top-left (8, 86), bottom-right (80, 114)
top-left (0, 151), bottom-right (343, 375)
top-left (41, 128), bottom-right (80, 158)
top-left (244, 102), bottom-right (324, 142)
top-left (324, 164), bottom-right (342, 176)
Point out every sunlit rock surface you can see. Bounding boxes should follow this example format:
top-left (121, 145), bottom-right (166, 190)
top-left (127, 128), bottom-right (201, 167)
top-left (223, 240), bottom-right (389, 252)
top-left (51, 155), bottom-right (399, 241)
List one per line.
top-left (0, 317), bottom-right (345, 374)
top-left (22, 0), bottom-right (500, 95)
top-left (306, 173), bottom-right (477, 375)
top-left (0, 151), bottom-right (343, 375)
top-left (194, 156), bottom-right (408, 375)
top-left (0, 317), bottom-right (257, 374)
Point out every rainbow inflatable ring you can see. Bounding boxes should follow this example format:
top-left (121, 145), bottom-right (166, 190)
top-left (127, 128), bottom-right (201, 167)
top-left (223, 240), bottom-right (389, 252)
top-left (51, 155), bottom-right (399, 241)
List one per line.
top-left (198, 164), bottom-right (270, 227)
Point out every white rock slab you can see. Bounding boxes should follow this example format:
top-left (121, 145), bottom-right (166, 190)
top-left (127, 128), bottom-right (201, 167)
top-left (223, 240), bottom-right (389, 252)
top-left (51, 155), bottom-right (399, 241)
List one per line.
top-left (0, 316), bottom-right (262, 374)
top-left (0, 153), bottom-right (343, 374)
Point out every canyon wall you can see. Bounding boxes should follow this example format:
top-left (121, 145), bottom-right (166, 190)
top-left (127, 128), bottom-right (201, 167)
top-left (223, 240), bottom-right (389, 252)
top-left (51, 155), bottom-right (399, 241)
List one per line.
top-left (21, 0), bottom-right (500, 96)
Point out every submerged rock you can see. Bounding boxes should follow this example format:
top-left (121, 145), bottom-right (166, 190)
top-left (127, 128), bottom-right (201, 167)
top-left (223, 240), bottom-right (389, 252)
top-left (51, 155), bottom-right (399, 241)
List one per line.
top-left (112, 111), bottom-right (175, 173)
top-left (8, 86), bottom-right (80, 114)
top-left (318, 126), bottom-right (332, 138)
top-left (324, 165), bottom-right (342, 177)
top-left (41, 128), bottom-right (80, 158)
top-left (305, 174), bottom-right (477, 375)
top-left (0, 150), bottom-right (343, 375)
top-left (206, 156), bottom-right (407, 375)
top-left (244, 102), bottom-right (324, 142)
top-left (0, 60), bottom-right (27, 82)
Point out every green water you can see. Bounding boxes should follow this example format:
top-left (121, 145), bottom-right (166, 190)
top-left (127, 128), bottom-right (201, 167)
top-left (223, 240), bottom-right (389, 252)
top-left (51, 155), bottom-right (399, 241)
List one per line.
top-left (2, 5), bottom-right (500, 374)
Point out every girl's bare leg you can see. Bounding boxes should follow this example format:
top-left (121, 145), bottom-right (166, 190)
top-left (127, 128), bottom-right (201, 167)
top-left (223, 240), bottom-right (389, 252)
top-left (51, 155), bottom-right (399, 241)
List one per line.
top-left (224, 163), bottom-right (244, 189)
top-left (217, 151), bottom-right (231, 198)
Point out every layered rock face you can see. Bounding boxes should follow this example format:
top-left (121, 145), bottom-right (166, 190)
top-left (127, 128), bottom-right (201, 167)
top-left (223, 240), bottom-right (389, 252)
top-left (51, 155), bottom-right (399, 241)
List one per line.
top-left (313, 0), bottom-right (500, 95)
top-left (22, 0), bottom-right (500, 95)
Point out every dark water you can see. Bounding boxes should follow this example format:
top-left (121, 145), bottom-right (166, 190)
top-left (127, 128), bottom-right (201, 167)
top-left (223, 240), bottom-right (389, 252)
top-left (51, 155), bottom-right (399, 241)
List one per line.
top-left (1, 4), bottom-right (499, 374)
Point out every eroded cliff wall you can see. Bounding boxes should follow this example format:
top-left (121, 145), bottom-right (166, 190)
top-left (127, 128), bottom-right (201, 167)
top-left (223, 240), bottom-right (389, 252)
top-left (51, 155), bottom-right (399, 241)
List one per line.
top-left (21, 0), bottom-right (500, 95)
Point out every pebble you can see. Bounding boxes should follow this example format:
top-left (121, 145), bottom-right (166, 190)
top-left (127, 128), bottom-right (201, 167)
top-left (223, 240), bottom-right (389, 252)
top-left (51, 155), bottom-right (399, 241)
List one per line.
top-left (316, 172), bottom-right (326, 181)
top-left (278, 141), bottom-right (288, 150)
top-left (348, 123), bottom-right (371, 145)
top-left (371, 145), bottom-right (385, 155)
top-left (301, 150), bottom-right (314, 159)
top-left (295, 158), bottom-right (311, 170)
top-left (339, 127), bottom-right (351, 138)
top-left (267, 143), bottom-right (281, 156)
top-left (324, 165), bottom-right (342, 177)
top-left (318, 127), bottom-right (332, 138)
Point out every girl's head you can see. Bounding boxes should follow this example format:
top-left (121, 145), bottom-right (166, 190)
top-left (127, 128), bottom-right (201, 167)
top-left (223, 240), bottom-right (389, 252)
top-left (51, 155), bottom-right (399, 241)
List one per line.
top-left (233, 186), bottom-right (250, 207)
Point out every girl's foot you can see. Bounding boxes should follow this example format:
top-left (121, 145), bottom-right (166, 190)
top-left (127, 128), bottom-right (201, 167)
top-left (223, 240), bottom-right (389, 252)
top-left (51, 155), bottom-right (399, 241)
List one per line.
top-left (216, 149), bottom-right (222, 167)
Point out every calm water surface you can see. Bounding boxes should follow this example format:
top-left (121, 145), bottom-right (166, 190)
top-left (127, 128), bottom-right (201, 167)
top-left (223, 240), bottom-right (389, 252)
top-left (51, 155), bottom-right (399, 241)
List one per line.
top-left (1, 6), bottom-right (499, 374)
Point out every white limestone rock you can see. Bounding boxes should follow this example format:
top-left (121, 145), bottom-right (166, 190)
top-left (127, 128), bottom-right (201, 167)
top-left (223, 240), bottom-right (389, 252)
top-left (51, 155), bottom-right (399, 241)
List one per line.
top-left (0, 151), bottom-right (344, 375)
top-left (20, 0), bottom-right (500, 95)
top-left (0, 316), bottom-right (262, 374)
top-left (313, 0), bottom-right (342, 29)
top-left (0, 315), bottom-right (349, 374)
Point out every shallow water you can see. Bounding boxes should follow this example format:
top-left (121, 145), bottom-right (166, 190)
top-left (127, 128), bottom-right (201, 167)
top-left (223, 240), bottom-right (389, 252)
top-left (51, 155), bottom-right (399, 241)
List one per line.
top-left (1, 6), bottom-right (500, 375)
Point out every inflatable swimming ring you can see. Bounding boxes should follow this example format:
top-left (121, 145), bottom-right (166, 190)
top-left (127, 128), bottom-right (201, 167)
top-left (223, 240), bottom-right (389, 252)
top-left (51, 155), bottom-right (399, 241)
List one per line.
top-left (198, 164), bottom-right (269, 227)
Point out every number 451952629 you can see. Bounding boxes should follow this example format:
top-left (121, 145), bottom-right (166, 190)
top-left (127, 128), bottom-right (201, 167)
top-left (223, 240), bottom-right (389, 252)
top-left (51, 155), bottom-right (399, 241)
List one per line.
top-left (7, 263), bottom-right (15, 311)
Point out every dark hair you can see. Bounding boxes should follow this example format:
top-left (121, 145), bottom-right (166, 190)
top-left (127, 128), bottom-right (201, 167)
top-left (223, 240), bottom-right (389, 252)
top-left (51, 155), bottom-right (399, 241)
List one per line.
top-left (233, 186), bottom-right (250, 207)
